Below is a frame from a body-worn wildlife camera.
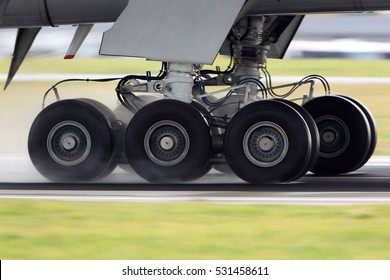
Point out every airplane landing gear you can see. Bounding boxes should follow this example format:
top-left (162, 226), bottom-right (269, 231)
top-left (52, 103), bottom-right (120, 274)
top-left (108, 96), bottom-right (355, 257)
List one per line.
top-left (29, 73), bottom-right (377, 184)
top-left (27, 14), bottom-right (377, 184)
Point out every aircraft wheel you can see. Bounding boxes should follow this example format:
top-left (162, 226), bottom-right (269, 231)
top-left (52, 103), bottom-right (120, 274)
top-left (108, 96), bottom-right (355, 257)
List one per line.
top-left (192, 101), bottom-right (234, 174)
top-left (28, 99), bottom-right (116, 182)
top-left (224, 100), bottom-right (312, 184)
top-left (125, 99), bottom-right (212, 182)
top-left (190, 101), bottom-right (215, 175)
top-left (77, 98), bottom-right (119, 177)
top-left (303, 95), bottom-right (371, 175)
top-left (336, 95), bottom-right (377, 170)
top-left (114, 94), bottom-right (162, 172)
top-left (275, 99), bottom-right (319, 180)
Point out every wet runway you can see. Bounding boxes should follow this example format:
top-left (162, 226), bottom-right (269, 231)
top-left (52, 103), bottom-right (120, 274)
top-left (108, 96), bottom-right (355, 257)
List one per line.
top-left (1, 156), bottom-right (390, 205)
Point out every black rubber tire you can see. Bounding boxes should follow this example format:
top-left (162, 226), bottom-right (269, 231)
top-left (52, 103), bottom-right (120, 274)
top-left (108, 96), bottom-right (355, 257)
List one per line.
top-left (336, 95), bottom-right (377, 170)
top-left (125, 99), bottom-right (212, 182)
top-left (28, 99), bottom-right (116, 182)
top-left (213, 163), bottom-right (233, 174)
top-left (191, 101), bottom-right (234, 174)
top-left (303, 95), bottom-right (371, 175)
top-left (224, 100), bottom-right (312, 184)
top-left (190, 101), bottom-right (215, 176)
top-left (275, 99), bottom-right (319, 180)
top-left (77, 98), bottom-right (119, 177)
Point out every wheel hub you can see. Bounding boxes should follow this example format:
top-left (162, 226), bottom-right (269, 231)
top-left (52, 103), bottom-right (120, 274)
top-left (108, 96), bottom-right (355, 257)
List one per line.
top-left (244, 122), bottom-right (289, 167)
top-left (322, 129), bottom-right (336, 143)
top-left (47, 121), bottom-right (92, 166)
top-left (160, 136), bottom-right (175, 150)
top-left (258, 136), bottom-right (275, 152)
top-left (62, 136), bottom-right (77, 151)
top-left (316, 115), bottom-right (350, 158)
top-left (145, 121), bottom-right (190, 166)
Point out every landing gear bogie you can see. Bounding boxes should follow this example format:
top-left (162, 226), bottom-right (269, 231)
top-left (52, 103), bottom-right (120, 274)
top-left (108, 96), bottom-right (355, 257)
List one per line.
top-left (25, 13), bottom-right (379, 184)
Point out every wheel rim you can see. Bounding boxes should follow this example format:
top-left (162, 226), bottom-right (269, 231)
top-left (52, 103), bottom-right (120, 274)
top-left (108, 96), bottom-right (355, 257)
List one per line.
top-left (144, 120), bottom-right (190, 166)
top-left (47, 121), bottom-right (92, 166)
top-left (316, 115), bottom-right (350, 158)
top-left (243, 121), bottom-right (289, 167)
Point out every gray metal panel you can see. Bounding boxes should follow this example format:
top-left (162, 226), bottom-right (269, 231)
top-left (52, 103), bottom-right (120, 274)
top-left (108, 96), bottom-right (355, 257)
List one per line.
top-left (100, 0), bottom-right (246, 64)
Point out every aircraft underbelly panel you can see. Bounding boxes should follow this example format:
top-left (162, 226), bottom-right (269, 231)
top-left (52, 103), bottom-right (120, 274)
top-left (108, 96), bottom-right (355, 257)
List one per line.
top-left (47, 0), bottom-right (128, 25)
top-left (100, 0), bottom-right (246, 64)
top-left (1, 0), bottom-right (48, 27)
top-left (0, 0), bottom-right (127, 27)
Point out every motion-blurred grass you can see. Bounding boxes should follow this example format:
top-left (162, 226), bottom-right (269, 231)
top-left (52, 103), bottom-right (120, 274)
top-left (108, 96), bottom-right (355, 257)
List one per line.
top-left (1, 200), bottom-right (390, 259)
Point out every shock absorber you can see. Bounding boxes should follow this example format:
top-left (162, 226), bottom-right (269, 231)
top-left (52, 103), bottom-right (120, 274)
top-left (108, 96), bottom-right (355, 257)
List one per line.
top-left (231, 16), bottom-right (270, 98)
top-left (164, 62), bottom-right (194, 103)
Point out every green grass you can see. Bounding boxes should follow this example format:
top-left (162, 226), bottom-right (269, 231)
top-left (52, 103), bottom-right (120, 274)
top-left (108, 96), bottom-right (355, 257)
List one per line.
top-left (1, 200), bottom-right (390, 259)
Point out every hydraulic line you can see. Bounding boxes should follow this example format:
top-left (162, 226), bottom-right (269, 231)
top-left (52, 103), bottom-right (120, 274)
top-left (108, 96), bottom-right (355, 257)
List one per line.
top-left (41, 62), bottom-right (169, 111)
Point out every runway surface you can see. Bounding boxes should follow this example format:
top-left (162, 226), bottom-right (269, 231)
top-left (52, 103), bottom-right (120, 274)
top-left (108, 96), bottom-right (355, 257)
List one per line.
top-left (1, 156), bottom-right (390, 205)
